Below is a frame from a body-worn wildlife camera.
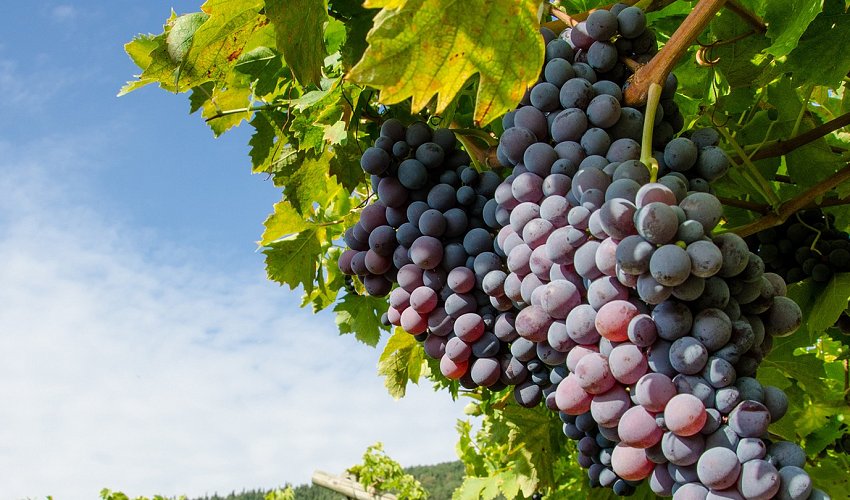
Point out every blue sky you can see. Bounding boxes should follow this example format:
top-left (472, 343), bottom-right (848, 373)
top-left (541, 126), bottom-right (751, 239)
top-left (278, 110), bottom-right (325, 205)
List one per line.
top-left (0, 3), bottom-right (468, 499)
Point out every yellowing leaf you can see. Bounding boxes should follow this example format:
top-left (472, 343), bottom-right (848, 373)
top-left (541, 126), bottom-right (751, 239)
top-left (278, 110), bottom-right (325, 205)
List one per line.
top-left (265, 0), bottom-right (328, 86)
top-left (201, 85), bottom-right (253, 136)
top-left (264, 229), bottom-right (322, 293)
top-left (348, 0), bottom-right (544, 125)
top-left (261, 199), bottom-right (310, 245)
top-left (377, 327), bottom-right (424, 397)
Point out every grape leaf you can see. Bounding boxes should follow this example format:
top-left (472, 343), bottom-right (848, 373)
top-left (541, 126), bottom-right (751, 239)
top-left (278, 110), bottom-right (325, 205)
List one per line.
top-left (261, 199), bottom-right (310, 245)
top-left (166, 12), bottom-right (210, 63)
top-left (348, 0), bottom-right (544, 125)
top-left (779, 0), bottom-right (850, 88)
top-left (234, 46), bottom-right (285, 97)
top-left (329, 139), bottom-right (367, 192)
top-left (248, 111), bottom-right (296, 174)
top-left (265, 0), bottom-right (328, 86)
top-left (377, 327), bottom-right (424, 397)
top-left (274, 151), bottom-right (342, 214)
top-left (328, 0), bottom-right (378, 70)
top-left (201, 85), bottom-right (253, 136)
top-left (121, 31), bottom-right (180, 95)
top-left (763, 0), bottom-right (823, 58)
top-left (120, 34), bottom-right (170, 95)
top-left (807, 454), bottom-right (850, 500)
top-left (179, 0), bottom-right (269, 89)
top-left (334, 292), bottom-right (390, 347)
top-left (709, 10), bottom-right (771, 89)
top-left (808, 273), bottom-right (850, 333)
top-left (188, 82), bottom-right (215, 113)
top-left (263, 229), bottom-right (322, 293)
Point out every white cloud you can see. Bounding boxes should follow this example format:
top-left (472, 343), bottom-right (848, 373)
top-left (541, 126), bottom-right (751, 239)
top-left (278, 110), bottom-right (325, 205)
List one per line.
top-left (50, 5), bottom-right (78, 22)
top-left (0, 139), bottom-right (470, 499)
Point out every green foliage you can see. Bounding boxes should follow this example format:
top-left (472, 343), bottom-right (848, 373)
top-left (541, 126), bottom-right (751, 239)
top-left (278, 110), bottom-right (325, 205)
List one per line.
top-left (101, 488), bottom-right (187, 500)
top-left (347, 443), bottom-right (428, 499)
top-left (123, 1), bottom-right (850, 498)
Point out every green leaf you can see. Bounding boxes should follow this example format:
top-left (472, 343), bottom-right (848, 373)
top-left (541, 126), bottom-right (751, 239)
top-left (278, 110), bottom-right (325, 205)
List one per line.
top-left (329, 139), bottom-right (366, 192)
top-left (248, 111), bottom-right (296, 174)
top-left (328, 0), bottom-right (377, 70)
top-left (261, 199), bottom-right (310, 245)
top-left (808, 273), bottom-right (850, 332)
top-left (121, 31), bottom-right (181, 95)
top-left (709, 10), bottom-right (771, 89)
top-left (348, 0), bottom-right (544, 125)
top-left (188, 82), bottom-right (214, 113)
top-left (119, 34), bottom-right (167, 95)
top-left (763, 0), bottom-right (823, 58)
top-left (265, 0), bottom-right (329, 86)
top-left (780, 0), bottom-right (850, 88)
top-left (334, 293), bottom-right (390, 347)
top-left (200, 85), bottom-right (253, 136)
top-left (263, 228), bottom-right (322, 293)
top-left (234, 46), bottom-right (284, 96)
top-left (378, 327), bottom-right (425, 398)
top-left (166, 12), bottom-right (210, 62)
top-left (274, 150), bottom-right (341, 214)
top-left (322, 121), bottom-right (347, 144)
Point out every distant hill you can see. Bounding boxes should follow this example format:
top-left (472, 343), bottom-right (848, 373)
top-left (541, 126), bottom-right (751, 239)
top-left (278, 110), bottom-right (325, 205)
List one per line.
top-left (189, 461), bottom-right (465, 500)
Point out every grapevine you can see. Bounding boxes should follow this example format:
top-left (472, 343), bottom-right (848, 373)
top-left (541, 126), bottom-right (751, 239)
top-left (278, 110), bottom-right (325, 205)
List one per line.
top-left (123, 0), bottom-right (850, 498)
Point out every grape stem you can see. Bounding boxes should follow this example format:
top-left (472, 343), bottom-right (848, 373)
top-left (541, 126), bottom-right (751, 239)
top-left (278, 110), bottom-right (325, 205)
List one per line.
top-left (726, 163), bottom-right (850, 237)
top-left (640, 82), bottom-right (663, 182)
top-left (794, 212), bottom-right (823, 255)
top-left (452, 129), bottom-right (501, 170)
top-left (732, 110), bottom-right (850, 163)
top-left (624, 0), bottom-right (727, 107)
top-left (719, 127), bottom-right (783, 209)
top-left (549, 6), bottom-right (580, 27)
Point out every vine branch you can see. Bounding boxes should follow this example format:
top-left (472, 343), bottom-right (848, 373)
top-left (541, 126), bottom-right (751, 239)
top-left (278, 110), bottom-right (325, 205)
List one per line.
top-left (716, 197), bottom-right (771, 214)
top-left (727, 163), bottom-right (850, 237)
top-left (624, 0), bottom-right (727, 107)
top-left (733, 111), bottom-right (850, 163)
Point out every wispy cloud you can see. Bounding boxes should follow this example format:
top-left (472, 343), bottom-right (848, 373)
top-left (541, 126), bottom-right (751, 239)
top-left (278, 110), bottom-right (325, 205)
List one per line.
top-left (0, 138), bottom-right (468, 499)
top-left (50, 5), bottom-right (78, 22)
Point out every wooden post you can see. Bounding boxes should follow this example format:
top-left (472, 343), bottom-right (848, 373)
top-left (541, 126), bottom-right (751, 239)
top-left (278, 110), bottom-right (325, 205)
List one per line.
top-left (311, 470), bottom-right (399, 500)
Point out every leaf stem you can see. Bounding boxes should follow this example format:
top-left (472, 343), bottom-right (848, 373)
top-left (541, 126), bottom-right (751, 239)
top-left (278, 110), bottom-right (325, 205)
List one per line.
top-left (719, 127), bottom-right (783, 209)
top-left (791, 85), bottom-right (815, 138)
top-left (727, 163), bottom-right (850, 237)
top-left (204, 103), bottom-right (286, 122)
top-left (641, 83), bottom-right (663, 182)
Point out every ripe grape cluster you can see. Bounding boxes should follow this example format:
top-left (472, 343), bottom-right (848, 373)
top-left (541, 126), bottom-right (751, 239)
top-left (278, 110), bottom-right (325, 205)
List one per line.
top-left (339, 2), bottom-right (827, 498)
top-left (339, 119), bottom-right (541, 391)
top-left (747, 208), bottom-right (850, 284)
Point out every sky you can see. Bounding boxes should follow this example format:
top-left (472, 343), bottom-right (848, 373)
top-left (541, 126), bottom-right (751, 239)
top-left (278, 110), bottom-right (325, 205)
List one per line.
top-left (0, 3), bottom-right (470, 499)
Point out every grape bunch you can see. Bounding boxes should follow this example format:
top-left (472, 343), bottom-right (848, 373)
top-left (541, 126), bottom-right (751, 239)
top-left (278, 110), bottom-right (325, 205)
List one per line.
top-left (337, 1), bottom-right (828, 497)
top-left (339, 119), bottom-right (547, 392)
top-left (747, 208), bottom-right (850, 284)
top-left (483, 2), bottom-right (825, 497)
